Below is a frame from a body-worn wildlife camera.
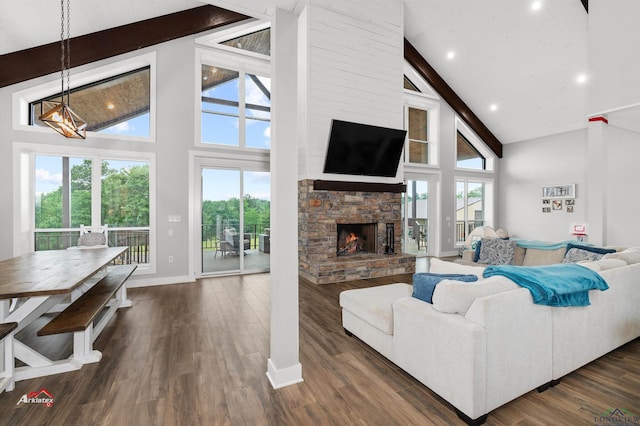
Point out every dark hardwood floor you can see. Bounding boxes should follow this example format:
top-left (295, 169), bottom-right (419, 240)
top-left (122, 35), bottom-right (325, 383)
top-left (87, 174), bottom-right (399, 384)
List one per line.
top-left (1, 273), bottom-right (638, 425)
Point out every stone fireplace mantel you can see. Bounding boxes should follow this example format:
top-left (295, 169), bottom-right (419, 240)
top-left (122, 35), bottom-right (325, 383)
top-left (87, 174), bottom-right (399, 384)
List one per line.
top-left (298, 179), bottom-right (415, 284)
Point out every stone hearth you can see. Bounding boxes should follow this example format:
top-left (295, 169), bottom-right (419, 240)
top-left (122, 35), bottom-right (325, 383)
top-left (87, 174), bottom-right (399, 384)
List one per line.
top-left (298, 180), bottom-right (416, 284)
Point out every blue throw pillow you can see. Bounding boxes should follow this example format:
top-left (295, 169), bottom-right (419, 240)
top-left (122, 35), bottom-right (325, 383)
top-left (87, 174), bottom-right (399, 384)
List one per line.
top-left (412, 273), bottom-right (478, 304)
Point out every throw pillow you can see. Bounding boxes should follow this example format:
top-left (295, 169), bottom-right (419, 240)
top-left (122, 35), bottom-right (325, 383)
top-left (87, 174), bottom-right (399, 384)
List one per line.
top-left (412, 273), bottom-right (478, 304)
top-left (477, 238), bottom-right (518, 265)
top-left (77, 232), bottom-right (106, 247)
top-left (562, 243), bottom-right (615, 263)
top-left (603, 248), bottom-right (640, 265)
top-left (563, 247), bottom-right (605, 263)
top-left (431, 275), bottom-right (520, 314)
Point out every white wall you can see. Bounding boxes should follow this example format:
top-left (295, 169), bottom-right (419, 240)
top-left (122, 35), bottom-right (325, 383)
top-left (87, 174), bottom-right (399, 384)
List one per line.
top-left (298, 0), bottom-right (405, 183)
top-left (499, 129), bottom-right (587, 242)
top-left (606, 125), bottom-right (640, 246)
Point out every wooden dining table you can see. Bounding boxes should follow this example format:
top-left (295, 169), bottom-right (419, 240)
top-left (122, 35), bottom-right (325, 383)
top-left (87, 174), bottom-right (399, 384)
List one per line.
top-left (0, 247), bottom-right (128, 382)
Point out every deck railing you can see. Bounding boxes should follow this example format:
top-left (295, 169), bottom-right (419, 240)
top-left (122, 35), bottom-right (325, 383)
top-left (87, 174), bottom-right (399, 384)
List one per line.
top-left (201, 223), bottom-right (270, 251)
top-left (455, 221), bottom-right (484, 243)
top-left (34, 227), bottom-right (150, 264)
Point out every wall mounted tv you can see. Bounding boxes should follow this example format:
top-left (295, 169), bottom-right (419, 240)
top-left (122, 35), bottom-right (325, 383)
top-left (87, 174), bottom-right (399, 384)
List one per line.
top-left (322, 119), bottom-right (407, 178)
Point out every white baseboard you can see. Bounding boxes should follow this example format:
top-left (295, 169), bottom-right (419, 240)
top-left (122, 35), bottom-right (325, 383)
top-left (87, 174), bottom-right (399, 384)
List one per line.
top-left (126, 274), bottom-right (196, 288)
top-left (266, 358), bottom-right (303, 389)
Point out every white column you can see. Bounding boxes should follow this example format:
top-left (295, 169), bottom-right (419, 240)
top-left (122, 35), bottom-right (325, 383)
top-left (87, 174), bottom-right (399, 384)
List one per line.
top-left (267, 7), bottom-right (303, 389)
top-left (586, 116), bottom-right (608, 245)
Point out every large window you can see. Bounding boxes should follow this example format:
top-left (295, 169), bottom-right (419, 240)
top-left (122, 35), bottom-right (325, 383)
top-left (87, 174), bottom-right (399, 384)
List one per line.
top-left (34, 154), bottom-right (151, 265)
top-left (29, 67), bottom-right (151, 138)
top-left (201, 65), bottom-right (271, 149)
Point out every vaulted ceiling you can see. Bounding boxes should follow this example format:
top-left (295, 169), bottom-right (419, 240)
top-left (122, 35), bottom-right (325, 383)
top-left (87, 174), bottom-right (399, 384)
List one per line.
top-left (0, 0), bottom-right (601, 144)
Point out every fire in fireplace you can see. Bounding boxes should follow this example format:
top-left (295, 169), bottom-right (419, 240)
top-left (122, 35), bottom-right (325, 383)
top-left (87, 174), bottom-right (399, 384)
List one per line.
top-left (337, 223), bottom-right (376, 256)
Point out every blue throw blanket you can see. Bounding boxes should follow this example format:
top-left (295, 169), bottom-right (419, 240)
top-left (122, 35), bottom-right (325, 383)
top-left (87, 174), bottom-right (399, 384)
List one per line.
top-left (482, 263), bottom-right (609, 306)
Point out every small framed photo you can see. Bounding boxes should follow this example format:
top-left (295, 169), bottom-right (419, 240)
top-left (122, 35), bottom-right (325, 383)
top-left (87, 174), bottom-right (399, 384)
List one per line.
top-left (552, 200), bottom-right (563, 210)
top-left (565, 199), bottom-right (575, 206)
top-left (567, 205), bottom-right (574, 213)
top-left (542, 207), bottom-right (551, 213)
top-left (542, 199), bottom-right (550, 205)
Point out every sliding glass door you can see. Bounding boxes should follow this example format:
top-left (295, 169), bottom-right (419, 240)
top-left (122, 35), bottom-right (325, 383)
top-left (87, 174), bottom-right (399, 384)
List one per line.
top-left (402, 179), bottom-right (430, 256)
top-left (200, 167), bottom-right (270, 275)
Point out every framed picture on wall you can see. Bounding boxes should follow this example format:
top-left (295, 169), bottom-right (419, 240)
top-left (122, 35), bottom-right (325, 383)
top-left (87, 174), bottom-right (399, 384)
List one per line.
top-left (541, 184), bottom-right (576, 199)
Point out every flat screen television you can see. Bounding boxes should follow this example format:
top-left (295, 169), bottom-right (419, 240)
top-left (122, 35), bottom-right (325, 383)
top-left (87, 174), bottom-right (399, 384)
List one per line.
top-left (322, 119), bottom-right (407, 178)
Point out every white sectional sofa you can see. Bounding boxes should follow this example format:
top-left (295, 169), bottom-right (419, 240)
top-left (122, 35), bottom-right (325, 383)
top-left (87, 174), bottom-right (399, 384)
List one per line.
top-left (339, 248), bottom-right (640, 425)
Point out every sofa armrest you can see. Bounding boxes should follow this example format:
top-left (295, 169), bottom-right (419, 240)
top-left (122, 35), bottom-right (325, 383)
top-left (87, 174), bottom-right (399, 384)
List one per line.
top-left (391, 297), bottom-right (487, 420)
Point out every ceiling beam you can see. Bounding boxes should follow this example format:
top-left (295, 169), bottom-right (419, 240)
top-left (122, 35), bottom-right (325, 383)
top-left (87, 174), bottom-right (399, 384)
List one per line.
top-left (404, 38), bottom-right (503, 158)
top-left (581, 0), bottom-right (589, 13)
top-left (0, 5), bottom-right (249, 89)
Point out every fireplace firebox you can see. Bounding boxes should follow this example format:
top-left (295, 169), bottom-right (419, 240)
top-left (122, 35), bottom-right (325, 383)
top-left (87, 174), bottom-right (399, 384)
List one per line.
top-left (337, 223), bottom-right (376, 256)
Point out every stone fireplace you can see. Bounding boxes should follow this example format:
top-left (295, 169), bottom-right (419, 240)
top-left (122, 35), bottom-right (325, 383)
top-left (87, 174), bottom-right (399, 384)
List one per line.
top-left (299, 179), bottom-right (416, 284)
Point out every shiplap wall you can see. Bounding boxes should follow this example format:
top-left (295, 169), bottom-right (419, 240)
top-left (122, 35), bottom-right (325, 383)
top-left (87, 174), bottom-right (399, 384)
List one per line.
top-left (297, 0), bottom-right (404, 182)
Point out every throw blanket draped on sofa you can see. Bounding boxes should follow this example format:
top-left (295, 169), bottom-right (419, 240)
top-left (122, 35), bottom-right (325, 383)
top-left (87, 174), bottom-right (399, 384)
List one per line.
top-left (483, 264), bottom-right (609, 306)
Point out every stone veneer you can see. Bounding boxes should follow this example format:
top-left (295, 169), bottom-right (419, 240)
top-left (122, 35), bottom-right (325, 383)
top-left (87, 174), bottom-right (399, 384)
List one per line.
top-left (298, 179), bottom-right (416, 284)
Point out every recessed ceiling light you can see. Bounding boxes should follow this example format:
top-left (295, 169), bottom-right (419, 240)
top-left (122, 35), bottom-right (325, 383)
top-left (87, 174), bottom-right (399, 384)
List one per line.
top-left (576, 74), bottom-right (588, 84)
top-left (531, 1), bottom-right (542, 11)
top-left (490, 104), bottom-right (498, 112)
top-left (107, 103), bottom-right (115, 110)
top-left (446, 51), bottom-right (455, 60)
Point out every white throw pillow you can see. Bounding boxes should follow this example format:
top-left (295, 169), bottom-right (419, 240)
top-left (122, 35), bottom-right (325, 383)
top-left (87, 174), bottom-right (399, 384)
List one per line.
top-left (431, 276), bottom-right (519, 314)
top-left (594, 258), bottom-right (628, 270)
top-left (429, 257), bottom-right (486, 279)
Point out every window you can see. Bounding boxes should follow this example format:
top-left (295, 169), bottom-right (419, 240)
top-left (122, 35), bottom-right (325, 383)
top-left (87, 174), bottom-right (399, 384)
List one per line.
top-left (456, 180), bottom-right (494, 245)
top-left (220, 28), bottom-right (270, 56)
top-left (29, 67), bottom-right (151, 138)
top-left (404, 76), bottom-right (420, 92)
top-left (33, 154), bottom-right (151, 266)
top-left (456, 131), bottom-right (486, 170)
top-left (201, 65), bottom-right (271, 149)
top-left (455, 117), bottom-right (494, 171)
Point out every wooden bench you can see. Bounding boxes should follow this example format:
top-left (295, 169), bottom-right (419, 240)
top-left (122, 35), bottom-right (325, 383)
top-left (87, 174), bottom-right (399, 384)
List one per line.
top-left (38, 264), bottom-right (136, 364)
top-left (0, 322), bottom-right (18, 393)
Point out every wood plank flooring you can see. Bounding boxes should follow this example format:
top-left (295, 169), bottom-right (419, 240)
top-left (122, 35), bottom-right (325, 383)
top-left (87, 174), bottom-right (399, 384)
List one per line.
top-left (0, 273), bottom-right (639, 425)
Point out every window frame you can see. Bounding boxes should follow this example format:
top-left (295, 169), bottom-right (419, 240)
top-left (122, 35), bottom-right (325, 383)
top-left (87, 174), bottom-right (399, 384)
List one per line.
top-left (13, 141), bottom-right (157, 273)
top-left (455, 117), bottom-right (495, 172)
top-left (454, 177), bottom-right (495, 247)
top-left (195, 47), bottom-right (271, 151)
top-left (12, 52), bottom-right (157, 143)
top-left (403, 92), bottom-right (440, 168)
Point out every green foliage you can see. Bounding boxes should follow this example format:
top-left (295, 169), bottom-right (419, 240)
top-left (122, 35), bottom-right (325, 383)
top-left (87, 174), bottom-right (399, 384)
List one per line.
top-left (35, 160), bottom-right (149, 229)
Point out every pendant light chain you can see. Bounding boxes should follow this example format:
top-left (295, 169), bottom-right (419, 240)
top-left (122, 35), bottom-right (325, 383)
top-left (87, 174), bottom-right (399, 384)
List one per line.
top-left (66, 0), bottom-right (71, 106)
top-left (59, 0), bottom-right (65, 103)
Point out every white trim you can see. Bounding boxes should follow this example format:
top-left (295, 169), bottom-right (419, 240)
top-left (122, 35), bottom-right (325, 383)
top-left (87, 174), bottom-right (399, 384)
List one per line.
top-left (404, 94), bottom-right (440, 167)
top-left (12, 52), bottom-right (157, 143)
top-left (588, 101), bottom-right (640, 118)
top-left (266, 358), bottom-right (303, 389)
top-left (404, 61), bottom-right (440, 100)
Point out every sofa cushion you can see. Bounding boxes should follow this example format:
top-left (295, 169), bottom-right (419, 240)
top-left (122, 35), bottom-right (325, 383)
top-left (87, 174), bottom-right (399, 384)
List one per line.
top-left (339, 283), bottom-right (413, 335)
top-left (522, 247), bottom-right (566, 266)
top-left (603, 247), bottom-right (640, 265)
top-left (412, 273), bottom-right (478, 304)
top-left (477, 238), bottom-right (518, 265)
top-left (430, 258), bottom-right (486, 279)
top-left (432, 276), bottom-right (520, 314)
